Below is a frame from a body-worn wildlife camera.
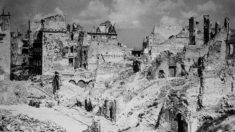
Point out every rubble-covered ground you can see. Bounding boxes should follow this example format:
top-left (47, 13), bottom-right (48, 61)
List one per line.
top-left (0, 110), bottom-right (66, 132)
top-left (1, 14), bottom-right (235, 132)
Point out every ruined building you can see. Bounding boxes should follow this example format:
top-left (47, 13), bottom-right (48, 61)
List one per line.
top-left (87, 20), bottom-right (117, 42)
top-left (29, 14), bottom-right (85, 75)
top-left (145, 15), bottom-right (232, 81)
top-left (26, 13), bottom-right (128, 77)
top-left (11, 32), bottom-right (30, 67)
top-left (0, 10), bottom-right (11, 80)
top-left (143, 25), bottom-right (184, 60)
top-left (87, 20), bottom-right (127, 71)
top-left (10, 31), bottom-right (31, 80)
top-left (75, 31), bottom-right (89, 69)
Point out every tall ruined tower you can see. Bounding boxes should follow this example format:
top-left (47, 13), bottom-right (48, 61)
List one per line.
top-left (203, 15), bottom-right (210, 44)
top-left (224, 17), bottom-right (230, 32)
top-left (0, 10), bottom-right (11, 80)
top-left (189, 17), bottom-right (196, 45)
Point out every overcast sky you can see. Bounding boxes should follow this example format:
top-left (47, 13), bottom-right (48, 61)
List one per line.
top-left (0, 0), bottom-right (235, 49)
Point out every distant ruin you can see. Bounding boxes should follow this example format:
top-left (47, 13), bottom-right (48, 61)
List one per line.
top-left (0, 10), bottom-right (11, 80)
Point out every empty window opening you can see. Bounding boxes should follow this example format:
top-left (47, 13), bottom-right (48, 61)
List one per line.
top-left (169, 66), bottom-right (177, 77)
top-left (229, 44), bottom-right (234, 55)
top-left (70, 46), bottom-right (74, 53)
top-left (71, 33), bottom-right (74, 40)
top-left (83, 50), bottom-right (87, 56)
top-left (69, 58), bottom-right (73, 66)
top-left (159, 70), bottom-right (165, 78)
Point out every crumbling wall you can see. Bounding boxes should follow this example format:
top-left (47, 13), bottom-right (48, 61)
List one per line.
top-left (42, 32), bottom-right (77, 74)
top-left (0, 12), bottom-right (11, 80)
top-left (145, 25), bottom-right (184, 60)
top-left (31, 14), bottom-right (66, 32)
top-left (87, 41), bottom-right (125, 71)
top-left (147, 51), bottom-right (186, 79)
top-left (43, 15), bottom-right (66, 30)
top-left (189, 17), bottom-right (196, 45)
top-left (97, 100), bottom-right (117, 122)
top-left (11, 35), bottom-right (24, 66)
top-left (203, 15), bottom-right (210, 44)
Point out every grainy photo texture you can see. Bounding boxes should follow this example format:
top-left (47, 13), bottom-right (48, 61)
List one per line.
top-left (0, 0), bottom-right (235, 132)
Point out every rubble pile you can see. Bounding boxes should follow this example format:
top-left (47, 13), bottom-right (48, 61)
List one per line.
top-left (1, 8), bottom-right (235, 132)
top-left (0, 80), bottom-right (55, 108)
top-left (0, 113), bottom-right (66, 132)
top-left (0, 81), bottom-right (29, 105)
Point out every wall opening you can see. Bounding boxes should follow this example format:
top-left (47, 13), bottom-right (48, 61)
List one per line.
top-left (158, 70), bottom-right (165, 78)
top-left (176, 113), bottom-right (188, 132)
top-left (169, 66), bottom-right (176, 77)
top-left (69, 58), bottom-right (73, 66)
top-left (229, 44), bottom-right (234, 55)
top-left (70, 46), bottom-right (74, 53)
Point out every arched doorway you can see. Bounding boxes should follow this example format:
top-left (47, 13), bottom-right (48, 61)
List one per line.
top-left (176, 113), bottom-right (188, 132)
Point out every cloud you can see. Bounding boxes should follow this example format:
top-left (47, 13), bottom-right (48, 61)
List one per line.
top-left (151, 0), bottom-right (185, 15)
top-left (160, 15), bottom-right (183, 26)
top-left (108, 0), bottom-right (149, 29)
top-left (197, 0), bottom-right (218, 11)
top-left (107, 0), bottom-right (185, 29)
top-left (55, 7), bottom-right (64, 15)
top-left (79, 0), bottom-right (109, 20)
top-left (181, 10), bottom-right (198, 18)
top-left (33, 7), bottom-right (64, 21)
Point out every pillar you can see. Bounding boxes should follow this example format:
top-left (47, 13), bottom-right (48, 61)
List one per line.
top-left (189, 17), bottom-right (196, 45)
top-left (204, 15), bottom-right (210, 44)
top-left (224, 17), bottom-right (230, 32)
top-left (215, 21), bottom-right (219, 36)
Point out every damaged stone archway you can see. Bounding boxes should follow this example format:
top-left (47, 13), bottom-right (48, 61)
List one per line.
top-left (159, 90), bottom-right (192, 132)
top-left (69, 79), bottom-right (94, 88)
top-left (176, 111), bottom-right (188, 132)
top-left (164, 107), bottom-right (190, 132)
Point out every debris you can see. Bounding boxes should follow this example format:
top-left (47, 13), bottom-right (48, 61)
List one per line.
top-left (0, 114), bottom-right (66, 132)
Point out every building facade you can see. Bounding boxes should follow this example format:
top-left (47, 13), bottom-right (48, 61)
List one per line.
top-left (0, 10), bottom-right (11, 80)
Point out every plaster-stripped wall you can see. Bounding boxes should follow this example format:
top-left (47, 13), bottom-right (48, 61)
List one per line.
top-left (42, 32), bottom-right (77, 75)
top-left (0, 15), bottom-right (11, 79)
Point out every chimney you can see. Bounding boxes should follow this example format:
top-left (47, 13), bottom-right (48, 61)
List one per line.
top-left (203, 15), bottom-right (210, 44)
top-left (189, 17), bottom-right (196, 45)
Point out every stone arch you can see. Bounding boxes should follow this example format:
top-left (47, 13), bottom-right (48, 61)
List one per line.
top-left (176, 113), bottom-right (188, 132)
top-left (163, 106), bottom-right (189, 132)
top-left (77, 80), bottom-right (87, 88)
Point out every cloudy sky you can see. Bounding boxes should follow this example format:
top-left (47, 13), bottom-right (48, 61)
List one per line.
top-left (0, 0), bottom-right (235, 49)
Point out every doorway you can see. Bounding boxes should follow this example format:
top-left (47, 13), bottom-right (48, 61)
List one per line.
top-left (176, 113), bottom-right (188, 132)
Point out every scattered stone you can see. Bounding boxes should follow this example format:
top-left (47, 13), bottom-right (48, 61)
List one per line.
top-left (0, 114), bottom-right (66, 132)
top-left (28, 99), bottom-right (41, 108)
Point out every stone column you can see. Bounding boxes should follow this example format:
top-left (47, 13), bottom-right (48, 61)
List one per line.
top-left (189, 17), bottom-right (196, 45)
top-left (203, 15), bottom-right (210, 44)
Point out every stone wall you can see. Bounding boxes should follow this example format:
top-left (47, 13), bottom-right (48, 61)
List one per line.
top-left (31, 14), bottom-right (66, 32)
top-left (0, 13), bottom-right (11, 80)
top-left (42, 32), bottom-right (77, 75)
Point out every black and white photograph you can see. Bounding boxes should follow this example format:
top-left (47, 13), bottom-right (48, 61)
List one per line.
top-left (0, 0), bottom-right (235, 131)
